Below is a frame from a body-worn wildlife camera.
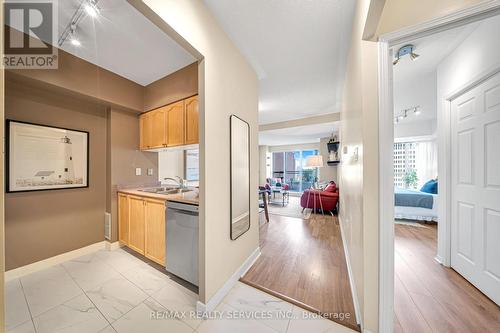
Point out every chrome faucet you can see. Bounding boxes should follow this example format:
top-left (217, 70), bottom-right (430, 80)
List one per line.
top-left (163, 176), bottom-right (187, 189)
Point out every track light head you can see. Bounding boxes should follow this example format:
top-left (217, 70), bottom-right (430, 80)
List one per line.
top-left (410, 52), bottom-right (420, 61)
top-left (84, 0), bottom-right (100, 17)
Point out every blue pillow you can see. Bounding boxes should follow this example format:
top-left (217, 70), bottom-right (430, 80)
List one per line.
top-left (420, 179), bottom-right (438, 194)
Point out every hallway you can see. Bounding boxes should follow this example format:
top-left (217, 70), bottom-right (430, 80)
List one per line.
top-left (241, 214), bottom-right (358, 331)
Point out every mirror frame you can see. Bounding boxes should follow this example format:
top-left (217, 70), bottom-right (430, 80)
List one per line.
top-left (229, 114), bottom-right (251, 240)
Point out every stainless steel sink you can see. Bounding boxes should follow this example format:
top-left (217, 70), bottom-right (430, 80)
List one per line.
top-left (138, 186), bottom-right (178, 193)
top-left (138, 187), bottom-right (192, 195)
top-left (160, 188), bottom-right (192, 195)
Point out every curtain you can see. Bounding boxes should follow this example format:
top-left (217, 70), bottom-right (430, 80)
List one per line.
top-left (415, 140), bottom-right (438, 188)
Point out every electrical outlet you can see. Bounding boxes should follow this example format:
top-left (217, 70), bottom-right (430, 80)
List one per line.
top-left (135, 168), bottom-right (142, 176)
top-left (147, 168), bottom-right (153, 176)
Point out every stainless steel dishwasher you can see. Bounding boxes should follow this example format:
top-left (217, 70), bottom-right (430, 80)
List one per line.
top-left (166, 201), bottom-right (199, 286)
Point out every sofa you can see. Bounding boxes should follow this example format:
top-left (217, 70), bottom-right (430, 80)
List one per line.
top-left (300, 181), bottom-right (339, 213)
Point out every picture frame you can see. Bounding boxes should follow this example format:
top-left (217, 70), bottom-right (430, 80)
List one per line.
top-left (6, 120), bottom-right (89, 193)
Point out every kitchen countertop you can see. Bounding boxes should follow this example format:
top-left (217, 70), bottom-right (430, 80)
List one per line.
top-left (118, 188), bottom-right (199, 205)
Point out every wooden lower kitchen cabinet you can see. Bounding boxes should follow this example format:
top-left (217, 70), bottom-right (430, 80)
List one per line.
top-left (144, 198), bottom-right (166, 265)
top-left (118, 193), bottom-right (129, 245)
top-left (128, 195), bottom-right (146, 254)
top-left (118, 193), bottom-right (166, 266)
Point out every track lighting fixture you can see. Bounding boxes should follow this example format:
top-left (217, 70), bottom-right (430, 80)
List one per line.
top-left (58, 0), bottom-right (101, 47)
top-left (394, 106), bottom-right (421, 123)
top-left (393, 44), bottom-right (420, 66)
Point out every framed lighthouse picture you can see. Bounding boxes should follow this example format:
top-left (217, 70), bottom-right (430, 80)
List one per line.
top-left (6, 120), bottom-right (89, 193)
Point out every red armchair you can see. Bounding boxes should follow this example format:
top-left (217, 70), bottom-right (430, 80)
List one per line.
top-left (300, 181), bottom-right (339, 212)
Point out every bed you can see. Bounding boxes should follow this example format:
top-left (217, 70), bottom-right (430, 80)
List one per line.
top-left (394, 187), bottom-right (438, 222)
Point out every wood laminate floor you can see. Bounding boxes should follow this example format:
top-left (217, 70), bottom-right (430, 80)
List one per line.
top-left (240, 214), bottom-right (359, 331)
top-left (394, 223), bottom-right (500, 333)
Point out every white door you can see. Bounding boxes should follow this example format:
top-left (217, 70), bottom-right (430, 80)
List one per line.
top-left (450, 72), bottom-right (500, 305)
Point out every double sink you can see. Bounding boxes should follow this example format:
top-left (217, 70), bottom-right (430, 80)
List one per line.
top-left (138, 187), bottom-right (192, 195)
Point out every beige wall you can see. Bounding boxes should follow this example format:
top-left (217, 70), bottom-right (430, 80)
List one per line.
top-left (7, 30), bottom-right (144, 113)
top-left (5, 81), bottom-right (107, 270)
top-left (138, 0), bottom-right (259, 304)
top-left (319, 137), bottom-right (338, 183)
top-left (339, 0), bottom-right (379, 330)
top-left (108, 109), bottom-right (158, 242)
top-left (376, 0), bottom-right (483, 36)
top-left (258, 146), bottom-right (269, 185)
top-left (144, 62), bottom-right (198, 111)
top-left (267, 143), bottom-right (320, 153)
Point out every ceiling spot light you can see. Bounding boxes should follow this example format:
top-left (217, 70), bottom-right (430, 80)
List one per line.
top-left (84, 1), bottom-right (100, 18)
top-left (393, 44), bottom-right (420, 66)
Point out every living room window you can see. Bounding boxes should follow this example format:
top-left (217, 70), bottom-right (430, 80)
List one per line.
top-left (271, 150), bottom-right (319, 192)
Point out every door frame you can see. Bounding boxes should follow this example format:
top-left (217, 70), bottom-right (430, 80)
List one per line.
top-left (378, 1), bottom-right (500, 332)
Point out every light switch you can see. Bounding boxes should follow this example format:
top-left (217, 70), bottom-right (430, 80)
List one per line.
top-left (147, 168), bottom-right (153, 176)
top-left (135, 168), bottom-right (142, 176)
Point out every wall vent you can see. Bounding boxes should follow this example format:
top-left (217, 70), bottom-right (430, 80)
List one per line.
top-left (104, 212), bottom-right (111, 240)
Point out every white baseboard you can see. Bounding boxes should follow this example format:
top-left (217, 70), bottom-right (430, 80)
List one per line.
top-left (196, 247), bottom-right (261, 313)
top-left (434, 255), bottom-right (445, 265)
top-left (105, 241), bottom-right (122, 251)
top-left (5, 241), bottom-right (108, 281)
top-left (338, 216), bottom-right (363, 329)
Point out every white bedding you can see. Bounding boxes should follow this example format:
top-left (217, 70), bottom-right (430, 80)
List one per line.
top-left (395, 193), bottom-right (438, 222)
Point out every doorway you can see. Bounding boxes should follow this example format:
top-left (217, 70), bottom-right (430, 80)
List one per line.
top-left (378, 3), bottom-right (500, 332)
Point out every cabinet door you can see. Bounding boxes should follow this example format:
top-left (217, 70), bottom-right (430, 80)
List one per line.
top-left (118, 194), bottom-right (129, 245)
top-left (185, 96), bottom-right (199, 144)
top-left (140, 113), bottom-right (153, 150)
top-left (151, 108), bottom-right (167, 148)
top-left (128, 196), bottom-right (145, 254)
top-left (145, 199), bottom-right (166, 265)
top-left (166, 101), bottom-right (185, 146)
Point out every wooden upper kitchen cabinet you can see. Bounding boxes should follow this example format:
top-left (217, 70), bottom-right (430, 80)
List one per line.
top-left (139, 112), bottom-right (153, 150)
top-left (166, 100), bottom-right (185, 146)
top-left (185, 95), bottom-right (199, 145)
top-left (118, 193), bottom-right (129, 245)
top-left (144, 198), bottom-right (166, 265)
top-left (128, 195), bottom-right (146, 254)
top-left (139, 95), bottom-right (199, 150)
top-left (151, 107), bottom-right (167, 148)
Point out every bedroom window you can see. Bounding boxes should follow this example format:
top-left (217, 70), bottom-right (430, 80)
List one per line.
top-left (393, 142), bottom-right (416, 188)
top-left (394, 140), bottom-right (438, 189)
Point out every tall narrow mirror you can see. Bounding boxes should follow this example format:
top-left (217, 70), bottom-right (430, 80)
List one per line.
top-left (230, 115), bottom-right (251, 240)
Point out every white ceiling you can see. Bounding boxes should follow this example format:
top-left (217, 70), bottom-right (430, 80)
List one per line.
top-left (393, 23), bottom-right (478, 83)
top-left (259, 122), bottom-right (338, 146)
top-left (203, 0), bottom-right (355, 125)
top-left (8, 0), bottom-right (196, 86)
top-left (392, 21), bottom-right (480, 126)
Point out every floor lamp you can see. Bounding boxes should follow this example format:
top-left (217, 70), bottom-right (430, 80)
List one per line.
top-left (303, 155), bottom-right (324, 219)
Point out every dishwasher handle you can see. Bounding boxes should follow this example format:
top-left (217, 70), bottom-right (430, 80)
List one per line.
top-left (167, 201), bottom-right (199, 214)
top-left (168, 208), bottom-right (199, 216)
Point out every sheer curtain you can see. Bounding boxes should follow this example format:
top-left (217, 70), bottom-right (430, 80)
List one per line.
top-left (415, 140), bottom-right (438, 188)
